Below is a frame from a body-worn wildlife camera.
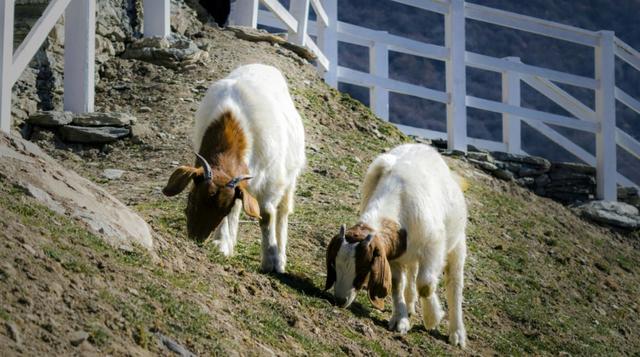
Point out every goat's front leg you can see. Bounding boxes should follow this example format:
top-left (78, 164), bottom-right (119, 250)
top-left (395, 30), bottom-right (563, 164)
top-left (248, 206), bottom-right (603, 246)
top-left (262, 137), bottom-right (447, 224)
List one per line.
top-left (388, 263), bottom-right (411, 334)
top-left (212, 200), bottom-right (242, 256)
top-left (275, 184), bottom-right (295, 273)
top-left (259, 202), bottom-right (281, 273)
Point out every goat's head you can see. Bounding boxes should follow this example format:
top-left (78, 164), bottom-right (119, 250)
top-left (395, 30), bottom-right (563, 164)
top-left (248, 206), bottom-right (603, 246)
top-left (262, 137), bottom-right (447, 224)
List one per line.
top-left (162, 153), bottom-right (260, 242)
top-left (325, 224), bottom-right (392, 310)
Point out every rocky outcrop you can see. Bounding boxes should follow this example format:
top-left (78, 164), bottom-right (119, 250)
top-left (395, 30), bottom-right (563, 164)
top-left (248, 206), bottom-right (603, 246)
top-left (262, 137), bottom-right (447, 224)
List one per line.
top-left (122, 34), bottom-right (208, 69)
top-left (574, 201), bottom-right (640, 230)
top-left (0, 132), bottom-right (154, 250)
top-left (26, 111), bottom-right (137, 144)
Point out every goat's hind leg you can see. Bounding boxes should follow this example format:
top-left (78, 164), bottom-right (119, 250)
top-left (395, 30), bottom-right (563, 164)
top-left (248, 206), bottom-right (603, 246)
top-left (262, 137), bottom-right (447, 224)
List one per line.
top-left (417, 240), bottom-right (445, 330)
top-left (445, 239), bottom-right (467, 348)
top-left (404, 262), bottom-right (418, 315)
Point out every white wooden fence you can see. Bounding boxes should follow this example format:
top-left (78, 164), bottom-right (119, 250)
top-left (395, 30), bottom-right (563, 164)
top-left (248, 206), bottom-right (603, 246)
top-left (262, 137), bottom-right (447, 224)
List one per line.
top-left (0, 0), bottom-right (170, 133)
top-left (237, 0), bottom-right (640, 200)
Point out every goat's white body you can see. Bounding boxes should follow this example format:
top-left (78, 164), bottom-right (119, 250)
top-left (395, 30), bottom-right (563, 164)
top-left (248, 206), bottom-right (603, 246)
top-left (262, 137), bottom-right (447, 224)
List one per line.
top-left (193, 64), bottom-right (305, 272)
top-left (359, 143), bottom-right (467, 347)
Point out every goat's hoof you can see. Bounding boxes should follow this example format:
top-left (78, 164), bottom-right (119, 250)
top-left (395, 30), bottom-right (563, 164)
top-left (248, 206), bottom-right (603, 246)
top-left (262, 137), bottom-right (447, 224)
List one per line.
top-left (449, 328), bottom-right (467, 348)
top-left (260, 255), bottom-right (285, 274)
top-left (212, 240), bottom-right (233, 257)
top-left (389, 316), bottom-right (411, 334)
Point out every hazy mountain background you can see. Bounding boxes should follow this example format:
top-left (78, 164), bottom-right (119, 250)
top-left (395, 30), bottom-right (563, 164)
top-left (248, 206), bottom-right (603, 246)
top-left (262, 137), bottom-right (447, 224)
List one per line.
top-left (325, 0), bottom-right (640, 185)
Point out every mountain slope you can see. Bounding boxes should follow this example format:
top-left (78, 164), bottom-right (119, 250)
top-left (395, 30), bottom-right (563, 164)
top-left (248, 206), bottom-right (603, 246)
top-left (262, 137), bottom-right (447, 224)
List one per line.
top-left (1, 25), bottom-right (639, 356)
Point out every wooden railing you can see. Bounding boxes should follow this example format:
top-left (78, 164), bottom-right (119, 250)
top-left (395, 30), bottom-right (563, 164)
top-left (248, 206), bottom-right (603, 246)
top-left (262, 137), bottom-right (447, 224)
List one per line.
top-left (236, 0), bottom-right (640, 200)
top-left (0, 0), bottom-right (171, 134)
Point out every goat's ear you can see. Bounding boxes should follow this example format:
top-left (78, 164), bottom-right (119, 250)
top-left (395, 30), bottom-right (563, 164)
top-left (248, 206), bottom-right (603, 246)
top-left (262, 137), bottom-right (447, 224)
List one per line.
top-left (325, 231), bottom-right (343, 290)
top-left (163, 166), bottom-right (203, 196)
top-left (237, 187), bottom-right (261, 219)
top-left (368, 246), bottom-right (391, 311)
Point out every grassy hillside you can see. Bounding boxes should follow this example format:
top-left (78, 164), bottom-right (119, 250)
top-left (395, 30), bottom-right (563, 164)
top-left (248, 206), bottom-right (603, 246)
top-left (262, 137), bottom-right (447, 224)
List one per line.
top-left (1, 25), bottom-right (639, 355)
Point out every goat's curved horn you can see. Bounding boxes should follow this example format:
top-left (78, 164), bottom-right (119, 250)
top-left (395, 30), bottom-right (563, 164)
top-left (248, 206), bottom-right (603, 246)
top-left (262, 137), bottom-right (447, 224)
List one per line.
top-left (195, 153), bottom-right (212, 182)
top-left (339, 224), bottom-right (346, 241)
top-left (226, 175), bottom-right (252, 188)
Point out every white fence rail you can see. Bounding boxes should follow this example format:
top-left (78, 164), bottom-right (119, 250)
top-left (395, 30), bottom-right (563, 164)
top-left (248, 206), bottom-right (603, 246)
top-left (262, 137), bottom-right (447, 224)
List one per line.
top-left (0, 0), bottom-right (170, 134)
top-left (234, 0), bottom-right (640, 200)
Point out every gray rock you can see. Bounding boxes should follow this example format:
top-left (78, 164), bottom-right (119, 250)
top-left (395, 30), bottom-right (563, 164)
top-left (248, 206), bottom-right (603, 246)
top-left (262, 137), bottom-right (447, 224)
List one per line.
top-left (493, 169), bottom-right (514, 181)
top-left (157, 333), bottom-right (196, 357)
top-left (551, 162), bottom-right (596, 175)
top-left (68, 330), bottom-right (89, 346)
top-left (468, 158), bottom-right (498, 172)
top-left (467, 151), bottom-right (493, 162)
top-left (102, 169), bottom-right (125, 180)
top-left (534, 174), bottom-right (551, 188)
top-left (130, 122), bottom-right (154, 144)
top-left (71, 112), bottom-right (135, 127)
top-left (516, 177), bottom-right (535, 187)
top-left (576, 201), bottom-right (640, 229)
top-left (27, 111), bottom-right (73, 127)
top-left (122, 34), bottom-right (208, 69)
top-left (139, 106), bottom-right (152, 113)
top-left (5, 322), bottom-right (21, 345)
top-left (492, 151), bottom-right (551, 169)
top-left (0, 132), bottom-right (153, 250)
top-left (59, 125), bottom-right (130, 143)
top-left (518, 165), bottom-right (549, 178)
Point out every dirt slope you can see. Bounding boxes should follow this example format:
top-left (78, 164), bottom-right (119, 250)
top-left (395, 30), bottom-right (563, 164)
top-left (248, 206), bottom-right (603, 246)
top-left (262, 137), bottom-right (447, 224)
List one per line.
top-left (1, 26), bottom-right (639, 356)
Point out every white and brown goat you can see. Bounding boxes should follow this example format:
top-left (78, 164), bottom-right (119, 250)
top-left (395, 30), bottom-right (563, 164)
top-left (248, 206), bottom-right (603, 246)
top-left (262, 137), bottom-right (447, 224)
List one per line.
top-left (163, 64), bottom-right (305, 273)
top-left (325, 144), bottom-right (468, 348)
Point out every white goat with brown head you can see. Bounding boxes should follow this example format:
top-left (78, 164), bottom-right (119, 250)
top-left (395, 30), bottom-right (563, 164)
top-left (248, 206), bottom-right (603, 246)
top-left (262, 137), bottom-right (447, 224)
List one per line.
top-left (163, 64), bottom-right (305, 273)
top-left (325, 144), bottom-right (468, 348)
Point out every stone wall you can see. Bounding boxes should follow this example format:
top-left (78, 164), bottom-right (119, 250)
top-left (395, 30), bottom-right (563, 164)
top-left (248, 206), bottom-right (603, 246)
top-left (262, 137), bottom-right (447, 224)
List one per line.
top-left (425, 138), bottom-right (640, 210)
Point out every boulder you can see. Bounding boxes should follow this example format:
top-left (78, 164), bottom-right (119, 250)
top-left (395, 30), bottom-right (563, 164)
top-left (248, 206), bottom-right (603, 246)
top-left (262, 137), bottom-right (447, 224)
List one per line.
top-left (0, 132), bottom-right (153, 250)
top-left (122, 34), bottom-right (209, 69)
top-left (59, 125), bottom-right (130, 144)
top-left (26, 111), bottom-right (73, 127)
top-left (576, 201), bottom-right (640, 229)
top-left (71, 112), bottom-right (135, 127)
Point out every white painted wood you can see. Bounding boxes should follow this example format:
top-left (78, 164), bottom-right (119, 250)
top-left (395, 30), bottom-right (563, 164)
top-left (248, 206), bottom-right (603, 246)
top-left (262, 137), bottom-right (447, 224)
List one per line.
top-left (466, 96), bottom-right (599, 132)
top-left (11, 0), bottom-right (72, 84)
top-left (502, 57), bottom-right (521, 153)
top-left (289, 0), bottom-right (310, 46)
top-left (337, 21), bottom-right (449, 61)
top-left (466, 52), bottom-right (597, 89)
top-left (394, 123), bottom-right (509, 152)
top-left (337, 66), bottom-right (449, 104)
top-left (0, 0), bottom-right (14, 134)
top-left (229, 0), bottom-right (259, 27)
top-left (64, 0), bottom-right (95, 113)
top-left (304, 33), bottom-right (329, 70)
top-left (522, 74), bottom-right (596, 122)
top-left (317, 0), bottom-right (337, 85)
top-left (261, 0), bottom-right (297, 32)
top-left (595, 31), bottom-right (617, 201)
top-left (615, 37), bottom-right (640, 72)
top-left (309, 0), bottom-right (328, 26)
top-left (143, 0), bottom-right (170, 38)
top-left (615, 87), bottom-right (640, 116)
top-left (616, 129), bottom-right (640, 161)
top-left (445, 0), bottom-right (467, 151)
top-left (390, 0), bottom-right (449, 15)
top-left (370, 41), bottom-right (389, 120)
top-left (465, 2), bottom-right (598, 47)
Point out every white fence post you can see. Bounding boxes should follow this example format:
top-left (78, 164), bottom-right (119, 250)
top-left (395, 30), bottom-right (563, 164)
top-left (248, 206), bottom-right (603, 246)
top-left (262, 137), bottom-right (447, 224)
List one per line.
top-left (370, 40), bottom-right (389, 120)
top-left (64, 0), bottom-right (95, 113)
top-left (229, 0), bottom-right (259, 28)
top-left (318, 0), bottom-right (337, 87)
top-left (502, 57), bottom-right (521, 153)
top-left (595, 30), bottom-right (617, 201)
top-left (445, 0), bottom-right (467, 152)
top-left (143, 0), bottom-right (170, 38)
top-left (0, 0), bottom-right (14, 134)
top-left (289, 0), bottom-right (310, 46)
